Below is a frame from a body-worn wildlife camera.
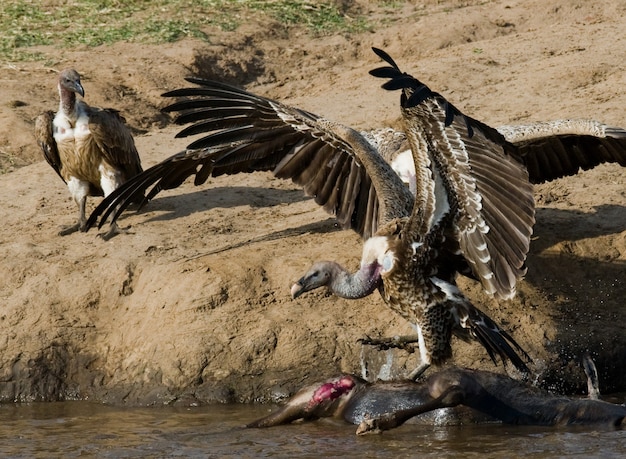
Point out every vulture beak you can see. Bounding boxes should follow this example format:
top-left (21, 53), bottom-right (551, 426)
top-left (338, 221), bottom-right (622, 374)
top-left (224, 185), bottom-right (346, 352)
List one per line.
top-left (290, 281), bottom-right (306, 299)
top-left (73, 81), bottom-right (85, 98)
top-left (291, 264), bottom-right (331, 299)
top-left (58, 69), bottom-right (86, 99)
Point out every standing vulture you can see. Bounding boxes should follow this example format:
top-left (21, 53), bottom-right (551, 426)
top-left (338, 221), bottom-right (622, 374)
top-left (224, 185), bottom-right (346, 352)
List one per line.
top-left (86, 48), bottom-right (625, 378)
top-left (35, 68), bottom-right (143, 239)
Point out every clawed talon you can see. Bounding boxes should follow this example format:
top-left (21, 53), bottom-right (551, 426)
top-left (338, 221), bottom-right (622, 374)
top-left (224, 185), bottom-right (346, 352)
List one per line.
top-left (358, 334), bottom-right (420, 353)
top-left (58, 222), bottom-right (81, 236)
top-left (97, 223), bottom-right (132, 241)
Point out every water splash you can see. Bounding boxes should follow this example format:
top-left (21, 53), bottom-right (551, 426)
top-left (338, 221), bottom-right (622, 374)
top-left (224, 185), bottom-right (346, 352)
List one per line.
top-left (359, 342), bottom-right (409, 382)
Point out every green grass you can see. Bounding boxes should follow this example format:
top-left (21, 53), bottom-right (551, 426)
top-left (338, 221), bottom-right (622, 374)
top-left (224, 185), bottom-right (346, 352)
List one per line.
top-left (0, 0), bottom-right (373, 62)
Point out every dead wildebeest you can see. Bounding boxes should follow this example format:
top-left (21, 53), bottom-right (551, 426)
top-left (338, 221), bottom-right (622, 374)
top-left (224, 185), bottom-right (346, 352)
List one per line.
top-left (248, 356), bottom-right (625, 434)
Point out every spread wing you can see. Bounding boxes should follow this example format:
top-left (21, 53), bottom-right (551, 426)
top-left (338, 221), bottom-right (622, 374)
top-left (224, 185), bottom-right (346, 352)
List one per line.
top-left (360, 121), bottom-right (626, 189)
top-left (86, 79), bottom-right (413, 238)
top-left (370, 47), bottom-right (534, 300)
top-left (498, 120), bottom-right (626, 183)
top-left (86, 107), bottom-right (143, 179)
top-left (34, 110), bottom-right (64, 182)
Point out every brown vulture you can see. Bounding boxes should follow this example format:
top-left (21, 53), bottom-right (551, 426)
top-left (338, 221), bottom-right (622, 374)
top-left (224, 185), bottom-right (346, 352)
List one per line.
top-left (35, 68), bottom-right (143, 239)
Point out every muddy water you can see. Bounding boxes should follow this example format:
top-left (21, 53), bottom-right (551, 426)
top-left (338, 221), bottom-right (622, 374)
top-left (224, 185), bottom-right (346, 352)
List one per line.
top-left (0, 402), bottom-right (624, 458)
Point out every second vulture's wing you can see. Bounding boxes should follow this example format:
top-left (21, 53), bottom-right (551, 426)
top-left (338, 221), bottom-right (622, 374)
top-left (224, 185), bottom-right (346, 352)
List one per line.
top-left (499, 120), bottom-right (626, 183)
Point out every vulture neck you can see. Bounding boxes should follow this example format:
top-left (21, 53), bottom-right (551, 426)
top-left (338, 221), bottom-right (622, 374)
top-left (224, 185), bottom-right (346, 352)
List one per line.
top-left (329, 261), bottom-right (381, 299)
top-left (58, 85), bottom-right (78, 121)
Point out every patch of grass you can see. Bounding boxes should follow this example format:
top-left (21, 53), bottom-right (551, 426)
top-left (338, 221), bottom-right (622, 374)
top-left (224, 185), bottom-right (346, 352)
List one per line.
top-left (247, 1), bottom-right (371, 34)
top-left (0, 0), bottom-right (372, 62)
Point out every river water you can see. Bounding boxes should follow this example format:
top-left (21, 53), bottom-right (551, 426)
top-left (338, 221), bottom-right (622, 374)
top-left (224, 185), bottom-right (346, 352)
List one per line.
top-left (1, 401), bottom-right (624, 458)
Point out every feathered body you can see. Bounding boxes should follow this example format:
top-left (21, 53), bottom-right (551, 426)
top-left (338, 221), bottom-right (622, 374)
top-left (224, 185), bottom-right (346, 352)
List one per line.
top-left (84, 49), bottom-right (626, 376)
top-left (35, 69), bottom-right (142, 237)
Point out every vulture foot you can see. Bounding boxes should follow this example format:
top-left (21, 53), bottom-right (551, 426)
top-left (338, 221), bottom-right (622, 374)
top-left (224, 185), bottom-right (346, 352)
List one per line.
top-left (97, 222), bottom-right (132, 241)
top-left (407, 362), bottom-right (431, 381)
top-left (358, 335), bottom-right (420, 353)
top-left (58, 222), bottom-right (82, 236)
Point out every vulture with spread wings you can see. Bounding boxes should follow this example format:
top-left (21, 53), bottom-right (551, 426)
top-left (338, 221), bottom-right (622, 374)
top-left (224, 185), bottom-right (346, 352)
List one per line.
top-left (86, 48), bottom-right (625, 378)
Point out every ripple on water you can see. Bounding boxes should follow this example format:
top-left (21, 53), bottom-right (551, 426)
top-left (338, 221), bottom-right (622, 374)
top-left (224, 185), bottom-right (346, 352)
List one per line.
top-left (0, 402), bottom-right (624, 458)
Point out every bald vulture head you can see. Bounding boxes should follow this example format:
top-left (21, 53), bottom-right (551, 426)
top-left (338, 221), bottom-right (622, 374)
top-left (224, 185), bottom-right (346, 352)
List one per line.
top-left (291, 259), bottom-right (383, 301)
top-left (291, 262), bottom-right (335, 299)
top-left (58, 69), bottom-right (85, 98)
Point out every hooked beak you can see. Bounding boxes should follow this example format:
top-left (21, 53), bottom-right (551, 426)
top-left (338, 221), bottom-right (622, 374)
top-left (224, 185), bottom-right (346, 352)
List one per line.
top-left (73, 81), bottom-right (85, 98)
top-left (290, 281), bottom-right (306, 299)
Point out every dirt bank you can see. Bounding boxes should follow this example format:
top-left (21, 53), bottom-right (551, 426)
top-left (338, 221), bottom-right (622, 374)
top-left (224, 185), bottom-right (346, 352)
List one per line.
top-left (0, 0), bottom-right (624, 404)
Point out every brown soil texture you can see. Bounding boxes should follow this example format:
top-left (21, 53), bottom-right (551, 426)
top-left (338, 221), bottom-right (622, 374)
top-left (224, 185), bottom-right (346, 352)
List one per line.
top-left (0, 0), bottom-right (624, 405)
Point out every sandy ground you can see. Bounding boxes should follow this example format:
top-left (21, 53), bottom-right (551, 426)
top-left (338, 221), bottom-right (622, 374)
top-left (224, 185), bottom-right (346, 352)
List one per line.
top-left (0, 0), bottom-right (624, 404)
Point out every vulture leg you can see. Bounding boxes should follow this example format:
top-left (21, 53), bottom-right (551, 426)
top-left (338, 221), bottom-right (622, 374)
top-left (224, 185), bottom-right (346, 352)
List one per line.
top-left (59, 181), bottom-right (89, 236)
top-left (97, 174), bottom-right (132, 240)
top-left (359, 334), bottom-right (431, 380)
top-left (407, 362), bottom-right (431, 381)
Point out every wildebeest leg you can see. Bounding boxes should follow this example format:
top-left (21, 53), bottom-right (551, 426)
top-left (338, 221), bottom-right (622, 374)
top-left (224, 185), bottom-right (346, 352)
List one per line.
top-left (356, 384), bottom-right (465, 435)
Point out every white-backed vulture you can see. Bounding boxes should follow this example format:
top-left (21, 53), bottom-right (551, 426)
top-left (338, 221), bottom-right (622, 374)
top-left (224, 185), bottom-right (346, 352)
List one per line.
top-left (35, 68), bottom-right (143, 239)
top-left (85, 49), bottom-right (625, 377)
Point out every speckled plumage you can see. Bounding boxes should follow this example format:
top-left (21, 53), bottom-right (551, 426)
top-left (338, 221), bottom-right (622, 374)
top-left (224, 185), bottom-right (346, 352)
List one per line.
top-left (384, 118), bottom-right (626, 190)
top-left (84, 48), bottom-right (625, 376)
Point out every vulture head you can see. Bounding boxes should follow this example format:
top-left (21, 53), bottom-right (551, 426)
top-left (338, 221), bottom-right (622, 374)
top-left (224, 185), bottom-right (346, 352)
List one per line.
top-left (58, 68), bottom-right (85, 98)
top-left (291, 257), bottom-right (383, 301)
top-left (291, 261), bottom-right (335, 299)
